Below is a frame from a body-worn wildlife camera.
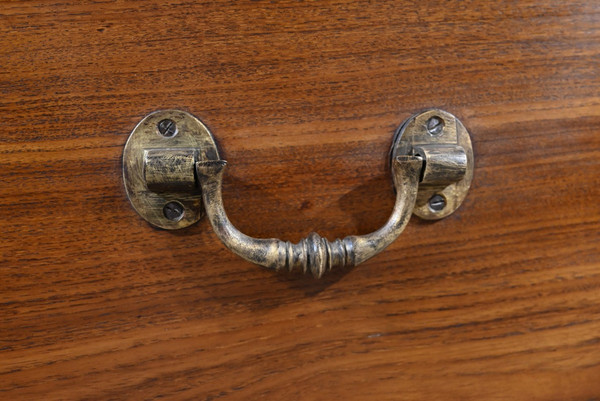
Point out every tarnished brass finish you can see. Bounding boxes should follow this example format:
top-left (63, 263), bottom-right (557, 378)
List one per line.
top-left (123, 108), bottom-right (474, 277)
top-left (390, 109), bottom-right (474, 220)
top-left (412, 145), bottom-right (467, 186)
top-left (196, 156), bottom-right (422, 278)
top-left (122, 110), bottom-right (219, 229)
top-left (144, 149), bottom-right (197, 192)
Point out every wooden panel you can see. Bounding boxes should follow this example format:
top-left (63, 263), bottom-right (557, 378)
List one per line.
top-left (1, 0), bottom-right (599, 399)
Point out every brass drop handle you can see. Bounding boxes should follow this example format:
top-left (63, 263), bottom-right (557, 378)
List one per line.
top-left (195, 156), bottom-right (421, 278)
top-left (123, 109), bottom-right (473, 277)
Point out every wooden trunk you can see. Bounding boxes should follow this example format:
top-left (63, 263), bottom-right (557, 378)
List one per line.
top-left (1, 1), bottom-right (599, 399)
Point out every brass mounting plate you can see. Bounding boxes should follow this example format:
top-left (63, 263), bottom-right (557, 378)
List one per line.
top-left (390, 109), bottom-right (474, 220)
top-left (122, 110), bottom-right (219, 229)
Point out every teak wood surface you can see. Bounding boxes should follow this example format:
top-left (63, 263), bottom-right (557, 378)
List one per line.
top-left (1, 1), bottom-right (599, 400)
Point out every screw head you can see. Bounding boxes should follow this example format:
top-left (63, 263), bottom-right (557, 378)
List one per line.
top-left (426, 116), bottom-right (444, 136)
top-left (157, 119), bottom-right (177, 138)
top-left (163, 201), bottom-right (185, 221)
top-left (428, 194), bottom-right (446, 212)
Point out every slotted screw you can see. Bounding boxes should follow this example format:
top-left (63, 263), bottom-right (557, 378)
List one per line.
top-left (428, 194), bottom-right (446, 212)
top-left (163, 201), bottom-right (184, 221)
top-left (426, 116), bottom-right (444, 136)
top-left (157, 119), bottom-right (177, 137)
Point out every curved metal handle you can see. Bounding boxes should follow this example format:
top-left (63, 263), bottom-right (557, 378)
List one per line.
top-left (196, 156), bottom-right (422, 278)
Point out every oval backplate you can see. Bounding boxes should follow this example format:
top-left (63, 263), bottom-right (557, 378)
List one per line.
top-left (390, 109), bottom-right (474, 220)
top-left (122, 110), bottom-right (219, 229)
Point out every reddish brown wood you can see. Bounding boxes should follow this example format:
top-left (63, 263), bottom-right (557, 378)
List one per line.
top-left (1, 1), bottom-right (599, 399)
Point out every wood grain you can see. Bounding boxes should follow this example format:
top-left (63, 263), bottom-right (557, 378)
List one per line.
top-left (1, 0), bottom-right (599, 399)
